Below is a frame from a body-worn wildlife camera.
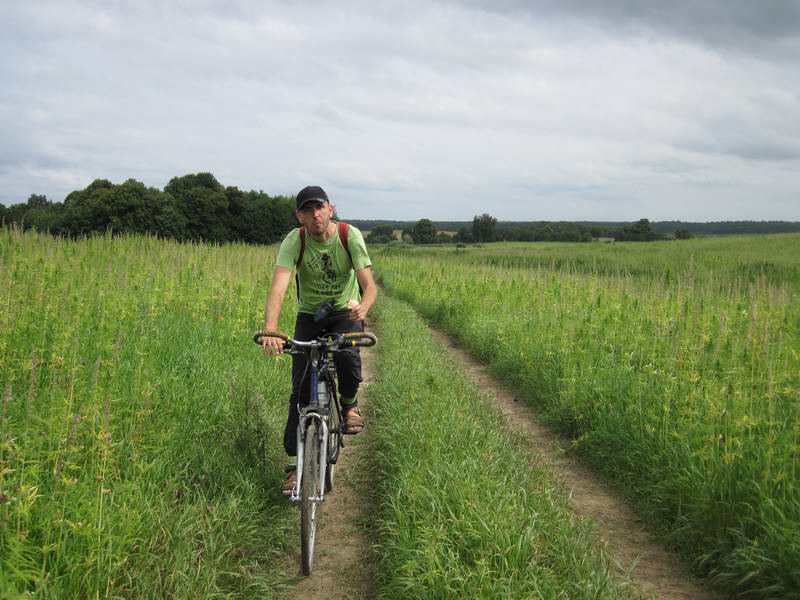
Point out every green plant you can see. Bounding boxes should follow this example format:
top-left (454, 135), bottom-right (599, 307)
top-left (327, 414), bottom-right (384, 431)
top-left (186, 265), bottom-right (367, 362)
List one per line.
top-left (0, 228), bottom-right (298, 598)
top-left (367, 298), bottom-right (630, 599)
top-left (375, 234), bottom-right (800, 597)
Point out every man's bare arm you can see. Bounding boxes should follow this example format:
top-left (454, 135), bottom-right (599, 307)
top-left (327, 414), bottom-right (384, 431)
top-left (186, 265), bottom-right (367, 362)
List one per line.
top-left (351, 267), bottom-right (377, 321)
top-left (262, 266), bottom-right (293, 354)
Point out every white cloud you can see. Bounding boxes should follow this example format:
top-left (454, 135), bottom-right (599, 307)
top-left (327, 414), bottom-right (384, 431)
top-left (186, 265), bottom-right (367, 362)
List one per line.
top-left (1, 0), bottom-right (799, 220)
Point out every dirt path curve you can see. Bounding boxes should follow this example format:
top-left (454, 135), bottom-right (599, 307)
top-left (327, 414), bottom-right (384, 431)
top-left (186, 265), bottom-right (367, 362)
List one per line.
top-left (428, 327), bottom-right (721, 600)
top-left (288, 329), bottom-right (377, 600)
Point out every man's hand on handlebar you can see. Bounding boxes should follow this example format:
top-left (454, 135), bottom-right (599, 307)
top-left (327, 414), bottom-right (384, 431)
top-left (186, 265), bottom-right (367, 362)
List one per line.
top-left (260, 332), bottom-right (286, 356)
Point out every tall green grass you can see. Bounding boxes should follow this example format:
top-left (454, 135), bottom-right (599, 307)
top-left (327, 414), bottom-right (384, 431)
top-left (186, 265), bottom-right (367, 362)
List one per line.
top-left (1, 228), bottom-right (297, 598)
top-left (374, 235), bottom-right (800, 598)
top-left (367, 297), bottom-right (632, 599)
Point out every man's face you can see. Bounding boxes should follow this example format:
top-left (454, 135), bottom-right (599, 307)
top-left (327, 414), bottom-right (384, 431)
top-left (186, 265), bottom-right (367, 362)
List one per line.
top-left (295, 200), bottom-right (334, 235)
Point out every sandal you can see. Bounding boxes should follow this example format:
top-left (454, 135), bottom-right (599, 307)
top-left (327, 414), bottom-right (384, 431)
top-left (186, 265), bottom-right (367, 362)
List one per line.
top-left (281, 469), bottom-right (296, 496)
top-left (343, 406), bottom-right (364, 435)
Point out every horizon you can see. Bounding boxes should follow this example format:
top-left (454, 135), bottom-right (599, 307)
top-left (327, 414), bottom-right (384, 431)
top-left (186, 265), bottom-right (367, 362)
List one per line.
top-left (345, 217), bottom-right (800, 225)
top-left (4, 180), bottom-right (799, 226)
top-left (3, 173), bottom-right (799, 224)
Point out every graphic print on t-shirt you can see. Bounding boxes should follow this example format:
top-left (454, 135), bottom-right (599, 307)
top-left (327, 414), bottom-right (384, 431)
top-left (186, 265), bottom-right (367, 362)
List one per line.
top-left (305, 251), bottom-right (341, 297)
top-left (320, 253), bottom-right (337, 284)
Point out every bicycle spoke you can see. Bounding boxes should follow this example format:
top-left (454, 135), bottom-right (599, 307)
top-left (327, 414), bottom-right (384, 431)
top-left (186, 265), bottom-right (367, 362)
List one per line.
top-left (300, 420), bottom-right (320, 575)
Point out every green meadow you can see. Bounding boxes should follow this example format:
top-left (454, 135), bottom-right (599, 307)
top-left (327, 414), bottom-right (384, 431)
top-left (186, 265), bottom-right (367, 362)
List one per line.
top-left (1, 229), bottom-right (298, 598)
top-left (366, 297), bottom-right (630, 599)
top-left (374, 234), bottom-right (800, 597)
top-left (3, 229), bottom-right (798, 598)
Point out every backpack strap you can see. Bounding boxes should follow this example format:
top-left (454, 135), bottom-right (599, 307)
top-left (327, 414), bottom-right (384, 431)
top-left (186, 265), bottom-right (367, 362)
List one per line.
top-left (296, 227), bottom-right (306, 266)
top-left (295, 227), bottom-right (306, 299)
top-left (337, 221), bottom-right (363, 297)
top-left (338, 221), bottom-right (351, 262)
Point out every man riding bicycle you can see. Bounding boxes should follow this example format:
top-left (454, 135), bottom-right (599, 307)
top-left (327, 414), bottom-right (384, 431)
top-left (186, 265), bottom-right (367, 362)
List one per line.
top-left (261, 185), bottom-right (377, 495)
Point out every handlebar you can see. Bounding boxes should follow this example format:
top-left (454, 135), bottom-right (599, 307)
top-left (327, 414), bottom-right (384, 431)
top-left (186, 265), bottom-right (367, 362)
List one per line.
top-left (341, 331), bottom-right (378, 348)
top-left (253, 330), bottom-right (377, 350)
top-left (256, 330), bottom-right (288, 342)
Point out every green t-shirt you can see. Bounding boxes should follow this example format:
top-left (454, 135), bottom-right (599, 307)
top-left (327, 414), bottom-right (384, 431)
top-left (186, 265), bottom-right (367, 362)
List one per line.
top-left (276, 224), bottom-right (372, 315)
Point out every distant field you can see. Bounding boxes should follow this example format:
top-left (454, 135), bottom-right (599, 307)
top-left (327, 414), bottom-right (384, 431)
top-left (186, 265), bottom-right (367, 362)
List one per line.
top-left (373, 234), bottom-right (800, 597)
top-left (379, 234), bottom-right (800, 290)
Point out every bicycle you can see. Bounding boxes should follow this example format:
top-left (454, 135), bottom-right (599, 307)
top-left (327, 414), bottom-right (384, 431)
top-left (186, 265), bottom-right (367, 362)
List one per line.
top-left (253, 328), bottom-right (377, 575)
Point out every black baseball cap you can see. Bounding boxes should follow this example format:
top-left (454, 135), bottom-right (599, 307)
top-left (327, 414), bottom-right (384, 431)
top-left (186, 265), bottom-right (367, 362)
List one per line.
top-left (296, 185), bottom-right (329, 209)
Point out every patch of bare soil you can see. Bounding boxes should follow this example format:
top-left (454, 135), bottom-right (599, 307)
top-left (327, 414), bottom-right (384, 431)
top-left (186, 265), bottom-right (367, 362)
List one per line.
top-left (428, 327), bottom-right (721, 600)
top-left (286, 330), bottom-right (378, 600)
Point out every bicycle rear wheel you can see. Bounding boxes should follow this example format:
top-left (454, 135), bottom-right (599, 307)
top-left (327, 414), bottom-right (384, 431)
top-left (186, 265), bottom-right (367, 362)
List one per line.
top-left (301, 420), bottom-right (320, 575)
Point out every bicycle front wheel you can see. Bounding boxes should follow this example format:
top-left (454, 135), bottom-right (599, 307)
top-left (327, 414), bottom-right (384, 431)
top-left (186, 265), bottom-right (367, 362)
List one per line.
top-left (326, 404), bottom-right (341, 492)
top-left (300, 419), bottom-right (320, 575)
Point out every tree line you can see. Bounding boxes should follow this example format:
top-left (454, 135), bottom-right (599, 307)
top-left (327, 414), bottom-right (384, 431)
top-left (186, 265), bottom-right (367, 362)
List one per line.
top-left (366, 214), bottom-right (597, 244)
top-left (6, 178), bottom-right (797, 246)
top-left (1, 173), bottom-right (297, 245)
top-left (366, 215), bottom-right (671, 244)
top-left (365, 216), bottom-right (795, 244)
top-left (355, 218), bottom-right (800, 242)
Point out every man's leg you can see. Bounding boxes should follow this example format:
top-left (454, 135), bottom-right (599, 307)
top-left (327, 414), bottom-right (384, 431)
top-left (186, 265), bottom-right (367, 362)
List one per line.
top-left (324, 313), bottom-right (364, 431)
top-left (283, 313), bottom-right (319, 457)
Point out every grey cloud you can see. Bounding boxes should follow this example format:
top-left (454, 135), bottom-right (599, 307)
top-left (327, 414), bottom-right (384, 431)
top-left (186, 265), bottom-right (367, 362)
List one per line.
top-left (0, 110), bottom-right (75, 174)
top-left (2, 1), bottom-right (799, 219)
top-left (681, 133), bottom-right (800, 162)
top-left (460, 0), bottom-right (800, 56)
top-left (674, 92), bottom-right (800, 162)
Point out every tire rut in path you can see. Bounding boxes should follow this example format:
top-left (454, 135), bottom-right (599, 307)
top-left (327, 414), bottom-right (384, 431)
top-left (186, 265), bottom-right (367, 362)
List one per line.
top-left (287, 329), bottom-right (378, 600)
top-left (428, 326), bottom-right (722, 600)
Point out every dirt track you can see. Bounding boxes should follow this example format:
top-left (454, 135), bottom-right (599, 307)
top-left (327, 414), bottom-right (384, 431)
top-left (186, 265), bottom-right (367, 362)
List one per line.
top-left (287, 331), bottom-right (378, 600)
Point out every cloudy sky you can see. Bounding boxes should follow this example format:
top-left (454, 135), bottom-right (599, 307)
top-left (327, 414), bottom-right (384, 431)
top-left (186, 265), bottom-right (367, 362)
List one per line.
top-left (2, 1), bottom-right (799, 221)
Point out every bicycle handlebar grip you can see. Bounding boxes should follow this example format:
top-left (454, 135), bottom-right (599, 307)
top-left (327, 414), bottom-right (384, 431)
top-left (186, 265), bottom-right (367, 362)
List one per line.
top-left (342, 332), bottom-right (378, 347)
top-left (253, 330), bottom-right (289, 345)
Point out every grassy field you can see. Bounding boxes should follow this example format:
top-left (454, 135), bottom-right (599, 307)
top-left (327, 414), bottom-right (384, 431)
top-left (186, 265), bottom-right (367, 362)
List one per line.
top-left (366, 297), bottom-right (631, 599)
top-left (2, 229), bottom-right (635, 599)
top-left (5, 229), bottom-right (798, 598)
top-left (373, 234), bottom-right (800, 598)
top-left (0, 229), bottom-right (298, 598)
top-left (430, 234), bottom-right (800, 290)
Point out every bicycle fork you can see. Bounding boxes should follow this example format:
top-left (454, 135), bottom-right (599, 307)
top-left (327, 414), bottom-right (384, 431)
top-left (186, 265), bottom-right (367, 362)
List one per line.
top-left (293, 413), bottom-right (328, 504)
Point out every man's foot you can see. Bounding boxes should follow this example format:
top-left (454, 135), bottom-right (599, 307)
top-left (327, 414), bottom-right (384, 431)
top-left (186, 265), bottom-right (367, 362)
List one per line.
top-left (281, 470), bottom-right (296, 496)
top-left (343, 406), bottom-right (364, 434)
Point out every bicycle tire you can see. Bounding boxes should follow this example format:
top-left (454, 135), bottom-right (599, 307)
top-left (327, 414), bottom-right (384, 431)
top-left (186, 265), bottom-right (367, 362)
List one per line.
top-left (300, 420), bottom-right (320, 575)
top-left (325, 407), bottom-right (340, 492)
